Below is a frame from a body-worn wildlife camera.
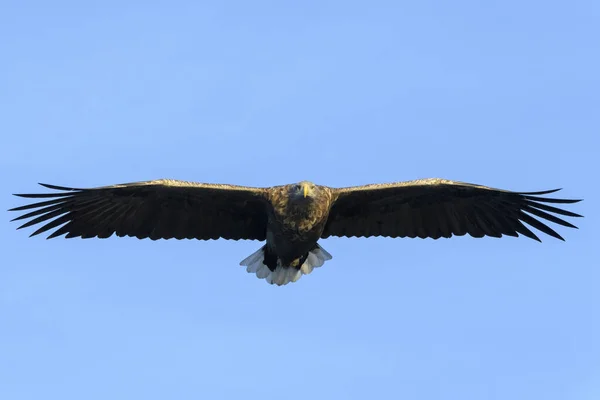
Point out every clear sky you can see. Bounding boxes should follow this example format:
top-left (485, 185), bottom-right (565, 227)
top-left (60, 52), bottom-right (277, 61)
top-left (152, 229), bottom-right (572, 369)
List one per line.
top-left (1, 1), bottom-right (598, 399)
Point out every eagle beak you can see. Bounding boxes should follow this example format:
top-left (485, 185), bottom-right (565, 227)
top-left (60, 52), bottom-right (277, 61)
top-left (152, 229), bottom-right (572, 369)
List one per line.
top-left (303, 184), bottom-right (309, 198)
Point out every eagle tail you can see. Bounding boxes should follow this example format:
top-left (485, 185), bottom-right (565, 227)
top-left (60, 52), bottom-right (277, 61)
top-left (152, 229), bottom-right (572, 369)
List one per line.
top-left (239, 244), bottom-right (332, 286)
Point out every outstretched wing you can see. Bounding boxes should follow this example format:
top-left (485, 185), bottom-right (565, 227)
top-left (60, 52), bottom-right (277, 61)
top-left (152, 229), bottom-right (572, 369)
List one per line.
top-left (322, 178), bottom-right (583, 241)
top-left (10, 179), bottom-right (270, 241)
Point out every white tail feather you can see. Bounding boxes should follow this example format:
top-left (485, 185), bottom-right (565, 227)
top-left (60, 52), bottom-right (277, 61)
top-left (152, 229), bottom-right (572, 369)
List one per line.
top-left (239, 244), bottom-right (332, 286)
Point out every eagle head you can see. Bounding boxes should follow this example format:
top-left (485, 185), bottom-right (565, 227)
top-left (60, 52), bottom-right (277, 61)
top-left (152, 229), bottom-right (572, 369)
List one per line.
top-left (289, 181), bottom-right (318, 202)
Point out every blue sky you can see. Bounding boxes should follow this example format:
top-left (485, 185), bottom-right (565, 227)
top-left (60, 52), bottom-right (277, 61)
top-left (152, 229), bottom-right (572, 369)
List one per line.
top-left (1, 1), bottom-right (598, 399)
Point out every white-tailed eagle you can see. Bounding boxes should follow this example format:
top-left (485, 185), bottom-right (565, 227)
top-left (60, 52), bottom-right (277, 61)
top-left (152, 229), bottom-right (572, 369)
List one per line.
top-left (10, 178), bottom-right (582, 286)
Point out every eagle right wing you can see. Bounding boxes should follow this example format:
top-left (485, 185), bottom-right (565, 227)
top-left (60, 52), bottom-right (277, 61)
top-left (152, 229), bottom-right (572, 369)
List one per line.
top-left (322, 178), bottom-right (582, 241)
top-left (10, 179), bottom-right (270, 241)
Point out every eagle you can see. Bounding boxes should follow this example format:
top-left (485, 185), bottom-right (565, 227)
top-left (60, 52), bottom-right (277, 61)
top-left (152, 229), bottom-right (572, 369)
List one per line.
top-left (10, 178), bottom-right (582, 286)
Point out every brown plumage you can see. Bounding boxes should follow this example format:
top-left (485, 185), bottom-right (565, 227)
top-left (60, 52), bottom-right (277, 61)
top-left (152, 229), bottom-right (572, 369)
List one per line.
top-left (10, 178), bottom-right (583, 285)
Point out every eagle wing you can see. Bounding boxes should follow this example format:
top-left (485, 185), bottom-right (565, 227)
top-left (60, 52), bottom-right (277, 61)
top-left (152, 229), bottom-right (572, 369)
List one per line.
top-left (10, 179), bottom-right (270, 241)
top-left (322, 178), bottom-right (582, 241)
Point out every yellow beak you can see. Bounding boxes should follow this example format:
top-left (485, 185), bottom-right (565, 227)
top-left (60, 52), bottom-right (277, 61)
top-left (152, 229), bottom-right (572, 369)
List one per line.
top-left (303, 184), bottom-right (309, 198)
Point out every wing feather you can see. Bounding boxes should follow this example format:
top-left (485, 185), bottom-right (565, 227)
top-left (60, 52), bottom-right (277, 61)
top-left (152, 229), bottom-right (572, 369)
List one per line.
top-left (322, 178), bottom-right (582, 241)
top-left (10, 179), bottom-right (270, 241)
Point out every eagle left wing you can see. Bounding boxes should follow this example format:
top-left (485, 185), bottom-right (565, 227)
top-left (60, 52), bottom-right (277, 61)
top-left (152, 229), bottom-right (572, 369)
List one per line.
top-left (10, 179), bottom-right (270, 241)
top-left (322, 178), bottom-right (582, 241)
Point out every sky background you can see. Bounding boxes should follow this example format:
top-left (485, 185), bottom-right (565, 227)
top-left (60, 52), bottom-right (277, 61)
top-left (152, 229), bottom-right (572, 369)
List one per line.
top-left (1, 1), bottom-right (598, 399)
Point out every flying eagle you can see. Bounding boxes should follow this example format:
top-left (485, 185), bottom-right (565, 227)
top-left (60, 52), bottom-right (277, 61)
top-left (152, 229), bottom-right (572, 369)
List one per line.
top-left (10, 178), bottom-right (582, 286)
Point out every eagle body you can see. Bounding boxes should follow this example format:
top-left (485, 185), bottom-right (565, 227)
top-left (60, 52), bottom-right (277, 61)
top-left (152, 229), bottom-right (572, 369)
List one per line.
top-left (249, 182), bottom-right (334, 284)
top-left (266, 182), bottom-right (332, 261)
top-left (10, 177), bottom-right (583, 286)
